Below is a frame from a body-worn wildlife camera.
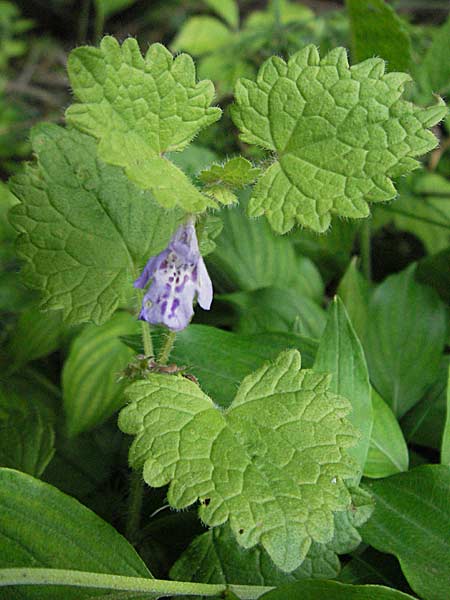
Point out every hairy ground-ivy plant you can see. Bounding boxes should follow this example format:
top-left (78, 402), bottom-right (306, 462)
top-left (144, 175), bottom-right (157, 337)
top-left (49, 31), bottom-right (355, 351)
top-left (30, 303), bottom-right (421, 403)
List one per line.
top-left (1, 1), bottom-right (450, 598)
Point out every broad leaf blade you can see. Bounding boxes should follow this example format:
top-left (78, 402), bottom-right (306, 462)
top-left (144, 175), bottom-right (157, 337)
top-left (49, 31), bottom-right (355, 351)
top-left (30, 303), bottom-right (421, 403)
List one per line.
top-left (119, 350), bottom-right (359, 572)
top-left (314, 297), bottom-right (373, 478)
top-left (441, 364), bottom-right (450, 465)
top-left (414, 14), bottom-right (450, 101)
top-left (258, 580), bottom-right (418, 599)
top-left (346, 0), bottom-right (412, 72)
top-left (231, 45), bottom-right (445, 233)
top-left (361, 465), bottom-right (450, 600)
top-left (337, 258), bottom-right (370, 342)
top-left (66, 37), bottom-right (221, 212)
top-left (63, 312), bottom-right (140, 437)
top-left (0, 468), bottom-right (151, 599)
top-left (364, 265), bottom-right (447, 417)
top-left (364, 389), bottom-right (408, 478)
top-left (9, 125), bottom-right (180, 325)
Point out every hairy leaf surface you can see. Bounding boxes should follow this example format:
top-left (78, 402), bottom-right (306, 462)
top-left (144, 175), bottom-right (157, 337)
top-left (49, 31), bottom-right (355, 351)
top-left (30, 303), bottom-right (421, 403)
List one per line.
top-left (9, 124), bottom-right (180, 325)
top-left (66, 36), bottom-right (221, 212)
top-left (231, 45), bottom-right (445, 233)
top-left (119, 350), bottom-right (358, 572)
top-left (199, 157), bottom-right (261, 205)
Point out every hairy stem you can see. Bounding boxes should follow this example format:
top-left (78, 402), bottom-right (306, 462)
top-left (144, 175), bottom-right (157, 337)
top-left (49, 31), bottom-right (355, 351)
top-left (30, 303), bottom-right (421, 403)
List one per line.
top-left (125, 470), bottom-right (144, 543)
top-left (0, 568), bottom-right (273, 599)
top-left (158, 330), bottom-right (177, 365)
top-left (360, 219), bottom-right (372, 282)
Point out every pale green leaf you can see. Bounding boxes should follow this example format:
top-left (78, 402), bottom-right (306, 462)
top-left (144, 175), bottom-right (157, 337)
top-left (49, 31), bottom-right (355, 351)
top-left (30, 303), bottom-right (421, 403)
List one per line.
top-left (0, 468), bottom-right (151, 599)
top-left (66, 37), bottom-right (221, 212)
top-left (231, 45), bottom-right (445, 233)
top-left (9, 124), bottom-right (180, 325)
top-left (364, 389), bottom-right (409, 478)
top-left (122, 324), bottom-right (317, 409)
top-left (259, 580), bottom-right (418, 600)
top-left (337, 258), bottom-right (370, 342)
top-left (171, 491), bottom-right (373, 588)
top-left (199, 157), bottom-right (261, 205)
top-left (314, 297), bottom-right (373, 478)
top-left (197, 214), bottom-right (223, 256)
top-left (441, 364), bottom-right (450, 465)
top-left (172, 16), bottom-right (233, 55)
top-left (170, 524), bottom-right (341, 586)
top-left (361, 465), bottom-right (450, 600)
top-left (364, 265), bottom-right (447, 417)
top-left (346, 0), bottom-right (412, 72)
top-left (203, 0), bottom-right (239, 29)
top-left (119, 350), bottom-right (359, 572)
top-left (63, 312), bottom-right (140, 437)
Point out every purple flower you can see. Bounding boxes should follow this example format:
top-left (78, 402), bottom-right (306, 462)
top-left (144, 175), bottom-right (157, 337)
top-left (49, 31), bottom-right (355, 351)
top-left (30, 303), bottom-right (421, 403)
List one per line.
top-left (134, 219), bottom-right (213, 331)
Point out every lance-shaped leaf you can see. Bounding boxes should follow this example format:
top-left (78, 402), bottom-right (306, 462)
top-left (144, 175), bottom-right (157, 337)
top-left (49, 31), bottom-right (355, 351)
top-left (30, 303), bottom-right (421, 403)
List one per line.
top-left (66, 36), bottom-right (222, 213)
top-left (9, 124), bottom-right (181, 325)
top-left (231, 45), bottom-right (446, 233)
top-left (199, 157), bottom-right (261, 205)
top-left (119, 349), bottom-right (359, 572)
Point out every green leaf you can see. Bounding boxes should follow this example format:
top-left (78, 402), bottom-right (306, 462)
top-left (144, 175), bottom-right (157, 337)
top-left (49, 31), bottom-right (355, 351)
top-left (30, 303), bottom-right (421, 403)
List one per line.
top-left (401, 358), bottom-right (449, 451)
top-left (346, 0), bottom-right (412, 72)
top-left (203, 0), bottom-right (239, 29)
top-left (0, 468), bottom-right (151, 598)
top-left (225, 287), bottom-right (326, 339)
top-left (337, 258), bottom-right (370, 342)
top-left (170, 523), bottom-right (341, 587)
top-left (416, 247), bottom-right (450, 304)
top-left (364, 389), bottom-right (408, 478)
top-left (9, 124), bottom-right (180, 325)
top-left (171, 487), bottom-right (373, 587)
top-left (231, 45), bottom-right (445, 233)
top-left (0, 390), bottom-right (55, 477)
top-left (258, 580), bottom-right (418, 599)
top-left (414, 14), bottom-right (450, 101)
top-left (314, 297), bottom-right (373, 478)
top-left (172, 16), bottom-right (233, 55)
top-left (199, 157), bottom-right (261, 205)
top-left (364, 265), bottom-right (447, 417)
top-left (171, 487), bottom-right (370, 589)
top-left (339, 547), bottom-right (410, 589)
top-left (122, 324), bottom-right (317, 408)
top-left (384, 174), bottom-right (450, 255)
top-left (119, 349), bottom-right (359, 572)
top-left (440, 364), bottom-right (450, 465)
top-left (7, 307), bottom-right (63, 371)
top-left (207, 199), bottom-right (323, 300)
top-left (63, 311), bottom-right (139, 437)
top-left (66, 37), bottom-right (221, 212)
top-left (95, 0), bottom-right (137, 19)
top-left (197, 214), bottom-right (223, 256)
top-left (361, 465), bottom-right (450, 600)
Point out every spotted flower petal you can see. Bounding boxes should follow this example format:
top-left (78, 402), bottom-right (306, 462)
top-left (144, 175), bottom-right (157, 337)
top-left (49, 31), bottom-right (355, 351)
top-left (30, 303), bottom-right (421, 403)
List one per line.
top-left (134, 220), bottom-right (213, 331)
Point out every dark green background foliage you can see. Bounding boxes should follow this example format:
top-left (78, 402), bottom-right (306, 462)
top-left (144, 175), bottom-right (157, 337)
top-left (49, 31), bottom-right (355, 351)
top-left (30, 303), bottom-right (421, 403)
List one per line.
top-left (0, 0), bottom-right (449, 599)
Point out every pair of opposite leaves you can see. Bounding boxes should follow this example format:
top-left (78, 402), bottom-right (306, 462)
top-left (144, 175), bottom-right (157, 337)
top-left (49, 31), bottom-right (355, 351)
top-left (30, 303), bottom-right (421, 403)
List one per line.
top-left (65, 36), bottom-right (445, 233)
